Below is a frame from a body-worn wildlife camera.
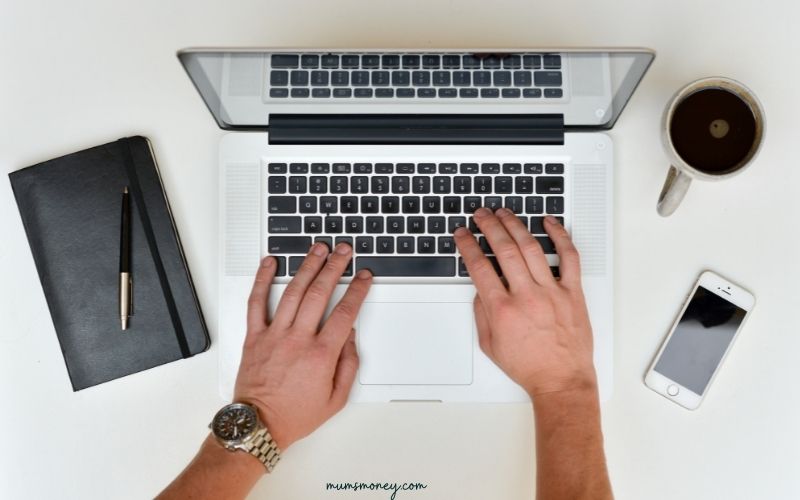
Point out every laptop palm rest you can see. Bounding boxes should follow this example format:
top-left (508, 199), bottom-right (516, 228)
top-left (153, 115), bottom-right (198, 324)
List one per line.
top-left (357, 302), bottom-right (473, 385)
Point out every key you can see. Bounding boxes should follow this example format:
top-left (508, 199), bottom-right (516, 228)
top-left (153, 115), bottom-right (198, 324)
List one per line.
top-left (333, 88), bottom-right (352, 98)
top-left (433, 176), bottom-right (451, 193)
top-left (352, 71), bottom-right (370, 86)
top-left (545, 88), bottom-right (563, 98)
top-left (438, 236), bottom-right (455, 254)
top-left (290, 71), bottom-right (309, 86)
top-left (460, 88), bottom-right (479, 98)
top-left (412, 71), bottom-right (431, 86)
top-left (356, 236), bottom-right (374, 254)
top-left (464, 197), bottom-right (481, 213)
top-left (474, 176), bottom-right (492, 193)
top-left (534, 71), bottom-right (562, 87)
top-left (392, 71), bottom-right (411, 86)
top-left (288, 256), bottom-right (305, 276)
top-left (502, 163), bottom-right (522, 174)
top-left (443, 196), bottom-right (461, 213)
top-left (412, 176), bottom-right (431, 194)
top-left (321, 54), bottom-right (339, 68)
top-left (268, 163), bottom-right (288, 174)
top-left (443, 55), bottom-right (461, 68)
top-left (350, 176), bottom-right (369, 193)
top-left (478, 236), bottom-right (493, 253)
top-left (461, 163), bottom-right (479, 175)
top-left (381, 55), bottom-right (400, 68)
top-left (270, 71), bottom-right (289, 86)
top-left (524, 163), bottom-right (543, 174)
top-left (530, 216), bottom-right (546, 234)
top-left (433, 71), bottom-right (451, 86)
top-left (312, 88), bottom-right (330, 98)
top-left (513, 71), bottom-right (532, 87)
top-left (290, 88), bottom-right (310, 98)
top-left (356, 257), bottom-right (456, 276)
top-left (453, 71), bottom-right (471, 86)
top-left (268, 176), bottom-right (287, 194)
top-left (502, 88), bottom-right (521, 98)
top-left (341, 55), bottom-right (360, 68)
top-left (290, 163), bottom-right (309, 174)
top-left (525, 196), bottom-right (544, 214)
top-left (546, 197), bottom-right (564, 214)
top-left (515, 176), bottom-right (533, 194)
top-left (381, 196), bottom-right (400, 213)
top-left (310, 71), bottom-right (329, 86)
top-left (523, 55), bottom-right (541, 69)
top-left (468, 217), bottom-right (481, 234)
top-left (505, 196), bottom-right (523, 214)
top-left (330, 176), bottom-right (348, 193)
top-left (270, 88), bottom-right (289, 98)
top-left (331, 71), bottom-right (349, 86)
top-left (543, 54), bottom-right (562, 69)
top-left (483, 56), bottom-right (501, 69)
top-left (462, 54), bottom-right (481, 68)
top-left (365, 216), bottom-right (384, 233)
top-left (267, 196), bottom-right (296, 213)
top-left (418, 88), bottom-right (436, 98)
top-left (493, 71), bottom-right (511, 86)
top-left (428, 216), bottom-right (446, 233)
top-left (376, 237), bottom-right (394, 254)
top-left (320, 196), bottom-right (337, 213)
top-left (361, 197), bottom-right (379, 213)
top-left (372, 71), bottom-right (390, 86)
top-left (473, 71), bottom-right (491, 86)
top-left (481, 163), bottom-right (500, 174)
top-left (267, 236), bottom-right (311, 254)
top-left (481, 89), bottom-right (499, 98)
top-left (397, 88), bottom-right (415, 97)
top-left (268, 216), bottom-right (301, 233)
top-left (314, 236), bottom-right (333, 251)
top-left (418, 237), bottom-right (436, 254)
top-left (537, 236), bottom-right (556, 253)
top-left (355, 88), bottom-right (373, 98)
top-left (408, 217), bottom-right (425, 233)
top-left (454, 176), bottom-right (471, 193)
top-left (439, 163), bottom-right (458, 174)
top-left (299, 196), bottom-right (317, 213)
top-left (392, 176), bottom-right (410, 193)
top-left (273, 256), bottom-right (287, 276)
top-left (325, 216), bottom-right (343, 233)
top-left (345, 216), bottom-right (364, 233)
top-left (458, 256), bottom-right (502, 277)
top-left (387, 217), bottom-right (405, 233)
top-left (484, 197), bottom-right (502, 211)
top-left (402, 196), bottom-right (420, 213)
top-left (271, 54), bottom-right (299, 68)
top-left (523, 88), bottom-right (542, 98)
top-left (402, 55), bottom-right (420, 68)
top-left (341, 196), bottom-right (358, 213)
top-left (375, 163), bottom-right (394, 173)
top-left (495, 176), bottom-right (513, 194)
top-left (422, 55), bottom-right (440, 68)
top-left (545, 163), bottom-right (565, 174)
top-left (536, 176), bottom-right (564, 194)
top-left (301, 55), bottom-right (319, 68)
top-left (396, 163), bottom-right (415, 173)
top-left (288, 176), bottom-right (307, 193)
top-left (376, 88), bottom-right (393, 100)
top-left (397, 237), bottom-right (415, 253)
top-left (333, 163), bottom-right (351, 174)
top-left (362, 55), bottom-right (380, 68)
top-left (309, 176), bottom-right (327, 194)
top-left (448, 216), bottom-right (467, 232)
top-left (305, 216), bottom-right (322, 233)
top-left (418, 163), bottom-right (436, 173)
top-left (503, 55), bottom-right (522, 69)
top-left (422, 196), bottom-right (441, 213)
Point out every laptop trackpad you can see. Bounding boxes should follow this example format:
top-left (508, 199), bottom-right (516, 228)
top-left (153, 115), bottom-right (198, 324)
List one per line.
top-left (357, 302), bottom-right (473, 385)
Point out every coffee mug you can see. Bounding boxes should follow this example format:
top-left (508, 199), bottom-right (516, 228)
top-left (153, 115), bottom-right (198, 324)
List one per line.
top-left (657, 77), bottom-right (765, 216)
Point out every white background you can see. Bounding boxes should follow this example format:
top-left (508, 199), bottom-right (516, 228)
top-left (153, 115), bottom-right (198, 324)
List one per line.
top-left (2, 1), bottom-right (799, 499)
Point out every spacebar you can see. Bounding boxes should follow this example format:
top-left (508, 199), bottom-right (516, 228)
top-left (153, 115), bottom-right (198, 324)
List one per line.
top-left (356, 257), bottom-right (456, 277)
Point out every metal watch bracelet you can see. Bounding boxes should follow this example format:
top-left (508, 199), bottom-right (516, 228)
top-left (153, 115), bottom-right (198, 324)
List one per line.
top-left (243, 427), bottom-right (282, 473)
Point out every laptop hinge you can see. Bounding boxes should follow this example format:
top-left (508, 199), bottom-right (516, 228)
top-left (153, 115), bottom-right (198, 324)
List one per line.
top-left (267, 114), bottom-right (564, 145)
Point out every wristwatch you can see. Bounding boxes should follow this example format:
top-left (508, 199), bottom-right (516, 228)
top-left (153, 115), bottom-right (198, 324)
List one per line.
top-left (209, 402), bottom-right (281, 473)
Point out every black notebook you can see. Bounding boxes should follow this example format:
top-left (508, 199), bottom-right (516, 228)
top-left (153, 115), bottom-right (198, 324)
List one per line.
top-left (9, 137), bottom-right (209, 391)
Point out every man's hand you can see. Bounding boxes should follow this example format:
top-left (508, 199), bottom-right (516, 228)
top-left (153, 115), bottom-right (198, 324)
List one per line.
top-left (234, 242), bottom-right (372, 450)
top-left (454, 208), bottom-right (596, 397)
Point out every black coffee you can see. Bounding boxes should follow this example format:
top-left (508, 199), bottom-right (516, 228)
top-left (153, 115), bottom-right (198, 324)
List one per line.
top-left (669, 87), bottom-right (757, 173)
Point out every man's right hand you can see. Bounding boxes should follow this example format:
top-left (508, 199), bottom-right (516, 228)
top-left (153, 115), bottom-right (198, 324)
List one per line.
top-left (454, 208), bottom-right (597, 398)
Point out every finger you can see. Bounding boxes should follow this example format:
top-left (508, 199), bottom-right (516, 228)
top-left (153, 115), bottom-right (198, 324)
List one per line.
top-left (272, 242), bottom-right (330, 327)
top-left (453, 226), bottom-right (507, 301)
top-left (544, 216), bottom-right (581, 287)
top-left (495, 208), bottom-right (555, 285)
top-left (329, 329), bottom-right (359, 410)
top-left (472, 208), bottom-right (534, 291)
top-left (292, 243), bottom-right (354, 332)
top-left (319, 269), bottom-right (373, 351)
top-left (473, 294), bottom-right (494, 361)
top-left (246, 256), bottom-right (277, 332)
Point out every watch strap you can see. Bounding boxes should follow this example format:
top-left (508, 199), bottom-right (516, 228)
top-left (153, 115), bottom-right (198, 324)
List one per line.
top-left (242, 427), bottom-right (281, 473)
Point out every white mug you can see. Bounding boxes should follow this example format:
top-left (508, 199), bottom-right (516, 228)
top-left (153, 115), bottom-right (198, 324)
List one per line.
top-left (657, 77), bottom-right (765, 217)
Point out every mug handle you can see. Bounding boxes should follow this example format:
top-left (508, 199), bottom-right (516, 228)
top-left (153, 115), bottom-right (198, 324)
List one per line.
top-left (656, 166), bottom-right (692, 217)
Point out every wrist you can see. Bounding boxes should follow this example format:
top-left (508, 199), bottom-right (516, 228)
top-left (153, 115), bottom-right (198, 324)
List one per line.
top-left (525, 370), bottom-right (599, 401)
top-left (235, 396), bottom-right (294, 451)
top-left (200, 434), bottom-right (266, 478)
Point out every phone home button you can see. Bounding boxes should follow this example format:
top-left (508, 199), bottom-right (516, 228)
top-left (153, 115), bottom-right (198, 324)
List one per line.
top-left (667, 384), bottom-right (680, 396)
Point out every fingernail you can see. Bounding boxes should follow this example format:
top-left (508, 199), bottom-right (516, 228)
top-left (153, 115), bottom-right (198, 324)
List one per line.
top-left (312, 242), bottom-right (328, 256)
top-left (261, 256), bottom-right (274, 268)
top-left (474, 207), bottom-right (491, 218)
top-left (544, 215), bottom-right (559, 225)
top-left (356, 268), bottom-right (372, 279)
top-left (335, 242), bottom-right (352, 255)
top-left (453, 226), bottom-right (469, 236)
top-left (495, 207), bottom-right (511, 217)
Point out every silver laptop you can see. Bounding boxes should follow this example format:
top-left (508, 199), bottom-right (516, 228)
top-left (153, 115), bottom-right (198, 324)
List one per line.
top-left (178, 48), bottom-right (653, 402)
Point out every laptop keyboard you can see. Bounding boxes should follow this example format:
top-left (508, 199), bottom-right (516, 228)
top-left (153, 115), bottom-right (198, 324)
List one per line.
top-left (265, 162), bottom-right (566, 278)
top-left (267, 53), bottom-right (564, 100)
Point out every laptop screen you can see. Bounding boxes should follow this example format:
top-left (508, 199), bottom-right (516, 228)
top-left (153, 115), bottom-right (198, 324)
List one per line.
top-left (178, 49), bottom-right (653, 132)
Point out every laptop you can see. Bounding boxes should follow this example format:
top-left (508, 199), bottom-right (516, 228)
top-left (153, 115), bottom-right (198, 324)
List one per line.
top-left (178, 48), bottom-right (654, 402)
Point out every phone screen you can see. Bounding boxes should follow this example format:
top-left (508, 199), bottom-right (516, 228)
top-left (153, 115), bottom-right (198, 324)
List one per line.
top-left (654, 286), bottom-right (746, 395)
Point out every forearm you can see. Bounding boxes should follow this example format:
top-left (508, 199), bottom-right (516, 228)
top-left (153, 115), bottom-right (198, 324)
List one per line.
top-left (158, 435), bottom-right (265, 500)
top-left (532, 384), bottom-right (613, 500)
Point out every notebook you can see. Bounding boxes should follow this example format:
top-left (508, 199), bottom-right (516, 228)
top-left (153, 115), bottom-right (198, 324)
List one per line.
top-left (9, 136), bottom-right (209, 390)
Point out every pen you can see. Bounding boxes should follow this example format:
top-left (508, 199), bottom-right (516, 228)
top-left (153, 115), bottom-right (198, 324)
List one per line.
top-left (119, 186), bottom-right (132, 330)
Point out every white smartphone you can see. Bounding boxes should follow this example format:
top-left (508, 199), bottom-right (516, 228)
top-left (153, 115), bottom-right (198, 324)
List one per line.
top-left (644, 270), bottom-right (755, 410)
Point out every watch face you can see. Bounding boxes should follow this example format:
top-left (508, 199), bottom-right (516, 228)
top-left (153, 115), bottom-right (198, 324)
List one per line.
top-left (213, 404), bottom-right (258, 442)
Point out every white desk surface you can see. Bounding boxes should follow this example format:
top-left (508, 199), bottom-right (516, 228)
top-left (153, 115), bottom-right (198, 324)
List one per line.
top-left (2, 1), bottom-right (799, 498)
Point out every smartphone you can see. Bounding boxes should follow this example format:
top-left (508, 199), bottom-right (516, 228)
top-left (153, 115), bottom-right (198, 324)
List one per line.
top-left (644, 271), bottom-right (754, 410)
